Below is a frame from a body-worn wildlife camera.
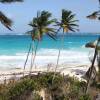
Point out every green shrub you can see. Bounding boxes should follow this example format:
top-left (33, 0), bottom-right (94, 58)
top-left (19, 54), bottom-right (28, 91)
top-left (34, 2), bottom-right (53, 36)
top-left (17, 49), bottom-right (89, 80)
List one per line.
top-left (90, 80), bottom-right (100, 89)
top-left (36, 72), bottom-right (63, 89)
top-left (33, 92), bottom-right (43, 100)
top-left (96, 83), bottom-right (100, 89)
top-left (8, 78), bottom-right (36, 100)
top-left (79, 94), bottom-right (91, 100)
top-left (0, 72), bottom-right (93, 100)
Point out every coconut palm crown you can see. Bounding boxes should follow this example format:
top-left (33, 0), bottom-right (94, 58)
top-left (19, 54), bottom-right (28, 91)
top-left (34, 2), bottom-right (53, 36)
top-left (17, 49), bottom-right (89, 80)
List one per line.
top-left (56, 9), bottom-right (79, 33)
top-left (27, 11), bottom-right (56, 41)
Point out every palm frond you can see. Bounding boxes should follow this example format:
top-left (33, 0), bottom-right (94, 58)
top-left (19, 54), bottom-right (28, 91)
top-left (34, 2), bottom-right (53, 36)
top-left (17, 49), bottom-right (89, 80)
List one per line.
top-left (62, 9), bottom-right (72, 20)
top-left (69, 20), bottom-right (79, 23)
top-left (86, 11), bottom-right (98, 20)
top-left (99, 0), bottom-right (100, 5)
top-left (46, 19), bottom-right (56, 25)
top-left (26, 30), bottom-right (33, 34)
top-left (56, 27), bottom-right (62, 34)
top-left (67, 14), bottom-right (76, 21)
top-left (28, 10), bottom-right (56, 41)
top-left (28, 23), bottom-right (37, 28)
top-left (68, 26), bottom-right (78, 32)
top-left (44, 27), bottom-right (56, 33)
top-left (0, 0), bottom-right (23, 3)
top-left (41, 11), bottom-right (51, 19)
top-left (68, 23), bottom-right (79, 27)
top-left (0, 11), bottom-right (12, 30)
top-left (46, 33), bottom-right (56, 40)
top-left (54, 22), bottom-right (61, 27)
top-left (56, 9), bottom-right (79, 33)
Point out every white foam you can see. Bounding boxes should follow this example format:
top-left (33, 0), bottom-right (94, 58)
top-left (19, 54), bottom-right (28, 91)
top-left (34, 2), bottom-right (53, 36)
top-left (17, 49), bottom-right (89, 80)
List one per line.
top-left (0, 49), bottom-right (91, 70)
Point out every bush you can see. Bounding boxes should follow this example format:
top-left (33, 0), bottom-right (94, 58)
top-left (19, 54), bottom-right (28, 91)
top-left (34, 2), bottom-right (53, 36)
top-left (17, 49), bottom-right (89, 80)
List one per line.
top-left (36, 72), bottom-right (64, 89)
top-left (7, 78), bottom-right (36, 100)
top-left (0, 72), bottom-right (91, 100)
top-left (79, 94), bottom-right (91, 100)
top-left (91, 80), bottom-right (100, 89)
top-left (96, 83), bottom-right (100, 89)
top-left (33, 92), bottom-right (43, 100)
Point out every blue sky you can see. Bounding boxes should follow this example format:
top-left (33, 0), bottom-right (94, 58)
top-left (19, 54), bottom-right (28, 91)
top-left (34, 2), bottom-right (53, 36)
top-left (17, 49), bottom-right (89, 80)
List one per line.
top-left (0, 0), bottom-right (100, 34)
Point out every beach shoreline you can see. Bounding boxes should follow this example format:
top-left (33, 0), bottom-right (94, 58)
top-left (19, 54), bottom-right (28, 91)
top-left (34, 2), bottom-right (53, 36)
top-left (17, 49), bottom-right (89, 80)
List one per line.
top-left (0, 63), bottom-right (90, 83)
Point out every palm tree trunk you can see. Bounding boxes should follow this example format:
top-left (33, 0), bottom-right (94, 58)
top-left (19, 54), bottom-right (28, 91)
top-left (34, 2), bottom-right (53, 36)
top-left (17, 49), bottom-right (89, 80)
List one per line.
top-left (23, 43), bottom-right (32, 76)
top-left (97, 51), bottom-right (100, 75)
top-left (97, 51), bottom-right (100, 81)
top-left (85, 37), bottom-right (100, 93)
top-left (30, 41), bottom-right (34, 72)
top-left (29, 41), bottom-right (39, 75)
top-left (52, 29), bottom-right (65, 82)
top-left (56, 29), bottom-right (65, 70)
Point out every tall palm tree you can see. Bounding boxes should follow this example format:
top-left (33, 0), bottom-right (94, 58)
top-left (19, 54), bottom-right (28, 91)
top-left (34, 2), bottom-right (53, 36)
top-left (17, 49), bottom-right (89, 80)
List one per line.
top-left (54, 9), bottom-right (78, 76)
top-left (0, 0), bottom-right (23, 30)
top-left (23, 11), bottom-right (56, 75)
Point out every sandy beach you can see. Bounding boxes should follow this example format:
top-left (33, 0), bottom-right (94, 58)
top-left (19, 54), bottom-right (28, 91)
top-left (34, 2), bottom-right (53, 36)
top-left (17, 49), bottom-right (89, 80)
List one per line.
top-left (0, 63), bottom-right (90, 83)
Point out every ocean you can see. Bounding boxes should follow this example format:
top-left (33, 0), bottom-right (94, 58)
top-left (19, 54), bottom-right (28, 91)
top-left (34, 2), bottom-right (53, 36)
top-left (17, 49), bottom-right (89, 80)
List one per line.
top-left (0, 34), bottom-right (99, 70)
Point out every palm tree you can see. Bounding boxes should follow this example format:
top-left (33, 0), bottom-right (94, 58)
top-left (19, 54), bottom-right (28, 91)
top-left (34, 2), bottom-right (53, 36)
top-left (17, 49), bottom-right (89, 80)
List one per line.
top-left (53, 9), bottom-right (78, 78)
top-left (85, 38), bottom-right (100, 93)
top-left (23, 11), bottom-right (56, 75)
top-left (85, 0), bottom-right (100, 93)
top-left (97, 50), bottom-right (100, 80)
top-left (0, 0), bottom-right (23, 30)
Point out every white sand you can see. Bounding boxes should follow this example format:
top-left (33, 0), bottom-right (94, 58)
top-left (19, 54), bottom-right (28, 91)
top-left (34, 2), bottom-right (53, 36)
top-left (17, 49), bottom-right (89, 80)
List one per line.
top-left (0, 63), bottom-right (90, 83)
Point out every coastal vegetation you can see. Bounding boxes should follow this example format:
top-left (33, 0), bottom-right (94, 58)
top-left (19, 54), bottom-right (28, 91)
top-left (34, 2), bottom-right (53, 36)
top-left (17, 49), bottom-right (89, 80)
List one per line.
top-left (0, 72), bottom-right (94, 100)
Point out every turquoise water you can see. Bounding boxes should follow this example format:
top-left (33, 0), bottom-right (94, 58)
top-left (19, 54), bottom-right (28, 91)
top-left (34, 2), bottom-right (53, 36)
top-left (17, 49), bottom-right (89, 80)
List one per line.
top-left (0, 34), bottom-right (99, 69)
top-left (0, 34), bottom-right (99, 55)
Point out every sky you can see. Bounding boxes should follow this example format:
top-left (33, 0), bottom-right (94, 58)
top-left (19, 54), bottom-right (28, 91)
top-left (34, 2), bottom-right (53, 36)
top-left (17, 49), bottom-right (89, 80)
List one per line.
top-left (0, 0), bottom-right (100, 34)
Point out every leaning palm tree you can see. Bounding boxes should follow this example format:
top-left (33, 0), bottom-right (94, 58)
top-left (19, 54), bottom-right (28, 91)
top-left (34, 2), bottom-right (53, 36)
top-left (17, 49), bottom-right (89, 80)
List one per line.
top-left (53, 9), bottom-right (78, 77)
top-left (85, 0), bottom-right (100, 93)
top-left (85, 38), bottom-right (100, 93)
top-left (97, 50), bottom-right (100, 80)
top-left (23, 11), bottom-right (56, 75)
top-left (0, 0), bottom-right (23, 30)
